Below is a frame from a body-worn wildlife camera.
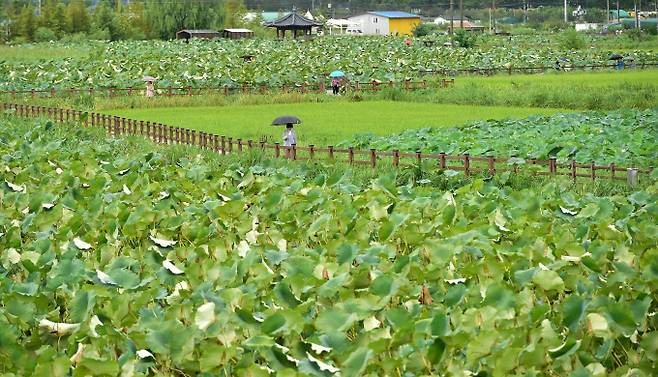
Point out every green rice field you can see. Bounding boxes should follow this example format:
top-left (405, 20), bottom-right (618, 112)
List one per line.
top-left (109, 101), bottom-right (565, 146)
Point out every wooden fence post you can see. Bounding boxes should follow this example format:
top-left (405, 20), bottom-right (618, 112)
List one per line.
top-left (228, 137), bottom-right (233, 152)
top-left (221, 136), bottom-right (226, 155)
top-left (370, 149), bottom-right (377, 168)
top-left (292, 144), bottom-right (297, 160)
top-left (146, 122), bottom-right (152, 139)
top-left (393, 149), bottom-right (400, 167)
top-left (328, 146), bottom-right (334, 160)
top-left (248, 139), bottom-right (253, 150)
top-left (550, 157), bottom-right (557, 175)
top-left (416, 151), bottom-right (422, 166)
top-left (590, 161), bottom-right (596, 180)
top-left (609, 163), bottom-right (615, 181)
top-left (237, 139), bottom-right (243, 152)
top-left (464, 153), bottom-right (470, 176)
top-left (214, 135), bottom-right (220, 152)
top-left (309, 145), bottom-right (315, 160)
top-left (488, 156), bottom-right (495, 175)
top-left (439, 152), bottom-right (446, 169)
top-left (191, 130), bottom-right (197, 146)
top-left (571, 159), bottom-right (577, 181)
top-left (348, 147), bottom-right (354, 165)
top-left (275, 142), bottom-right (280, 158)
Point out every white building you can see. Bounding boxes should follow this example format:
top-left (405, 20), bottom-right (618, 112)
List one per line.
top-left (433, 16), bottom-right (467, 25)
top-left (575, 23), bottom-right (600, 31)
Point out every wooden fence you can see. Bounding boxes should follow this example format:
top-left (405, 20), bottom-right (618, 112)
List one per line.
top-left (2, 61), bottom-right (657, 100)
top-left (420, 62), bottom-right (658, 77)
top-left (0, 79), bottom-right (455, 100)
top-left (2, 103), bottom-right (654, 184)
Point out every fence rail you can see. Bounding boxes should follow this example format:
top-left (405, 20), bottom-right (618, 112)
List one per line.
top-left (420, 62), bottom-right (658, 76)
top-left (0, 79), bottom-right (455, 100)
top-left (2, 62), bottom-right (657, 100)
top-left (2, 102), bottom-right (654, 184)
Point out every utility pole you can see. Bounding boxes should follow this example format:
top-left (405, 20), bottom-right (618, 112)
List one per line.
top-left (564, 0), bottom-right (568, 23)
top-left (459, 0), bottom-right (464, 29)
top-left (449, 0), bottom-right (454, 35)
top-left (524, 0), bottom-right (528, 23)
top-left (492, 0), bottom-right (496, 33)
top-left (617, 0), bottom-right (620, 22)
top-left (635, 0), bottom-right (640, 29)
top-left (489, 7), bottom-right (492, 33)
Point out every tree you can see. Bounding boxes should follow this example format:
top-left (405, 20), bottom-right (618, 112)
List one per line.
top-left (145, 0), bottom-right (225, 39)
top-left (17, 5), bottom-right (36, 40)
top-left (223, 0), bottom-right (247, 28)
top-left (65, 0), bottom-right (91, 34)
top-left (38, 0), bottom-right (66, 37)
top-left (93, 2), bottom-right (122, 40)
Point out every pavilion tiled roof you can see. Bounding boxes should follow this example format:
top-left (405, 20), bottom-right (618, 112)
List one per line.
top-left (266, 12), bottom-right (323, 28)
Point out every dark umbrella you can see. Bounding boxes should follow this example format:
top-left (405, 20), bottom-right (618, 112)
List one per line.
top-left (272, 115), bottom-right (302, 126)
top-left (609, 54), bottom-right (624, 60)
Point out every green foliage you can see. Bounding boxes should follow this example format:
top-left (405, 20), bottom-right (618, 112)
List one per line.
top-left (412, 22), bottom-right (440, 37)
top-left (0, 116), bottom-right (657, 375)
top-left (339, 108), bottom-right (658, 165)
top-left (33, 27), bottom-right (57, 42)
top-left (64, 0), bottom-right (90, 34)
top-left (560, 28), bottom-right (587, 50)
top-left (2, 37), bottom-right (656, 90)
top-left (144, 0), bottom-right (225, 39)
top-left (16, 5), bottom-right (36, 40)
top-left (453, 29), bottom-right (478, 48)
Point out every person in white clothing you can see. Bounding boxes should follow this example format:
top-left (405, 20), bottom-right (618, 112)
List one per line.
top-left (283, 123), bottom-right (297, 158)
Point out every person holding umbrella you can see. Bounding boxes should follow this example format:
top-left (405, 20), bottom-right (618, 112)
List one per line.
top-left (330, 70), bottom-right (345, 95)
top-left (283, 123), bottom-right (297, 147)
top-left (143, 76), bottom-right (156, 98)
top-left (272, 115), bottom-right (301, 158)
top-left (610, 54), bottom-right (624, 70)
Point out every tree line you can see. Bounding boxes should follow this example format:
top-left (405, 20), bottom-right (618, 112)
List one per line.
top-left (0, 0), bottom-right (250, 42)
top-left (0, 0), bottom-right (650, 42)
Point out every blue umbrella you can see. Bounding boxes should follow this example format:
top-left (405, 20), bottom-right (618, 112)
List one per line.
top-left (330, 70), bottom-right (346, 78)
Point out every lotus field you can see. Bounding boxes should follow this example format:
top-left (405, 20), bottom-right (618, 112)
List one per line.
top-left (1, 37), bottom-right (657, 91)
top-left (341, 108), bottom-right (658, 166)
top-left (1, 117), bottom-right (657, 376)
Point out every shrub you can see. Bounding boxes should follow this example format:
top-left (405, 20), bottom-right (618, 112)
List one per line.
top-left (559, 28), bottom-right (586, 49)
top-left (453, 29), bottom-right (477, 48)
top-left (412, 23), bottom-right (441, 37)
top-left (34, 27), bottom-right (57, 42)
